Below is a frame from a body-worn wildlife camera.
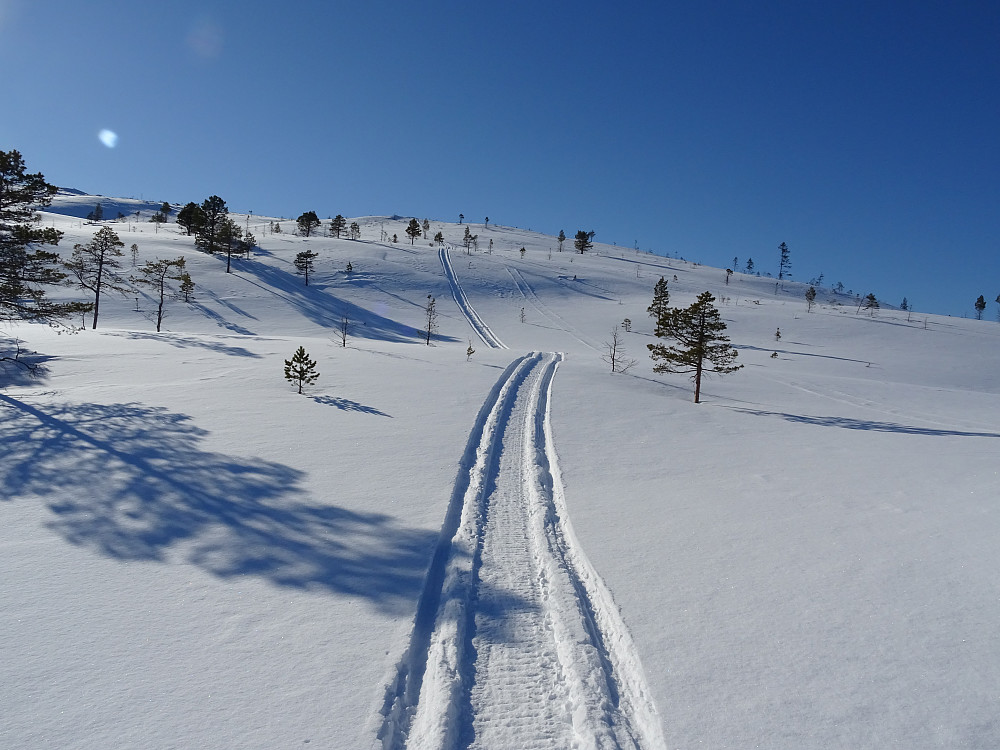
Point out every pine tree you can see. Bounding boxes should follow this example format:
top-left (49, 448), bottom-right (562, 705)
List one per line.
top-left (900, 297), bottom-right (909, 311)
top-left (745, 257), bottom-right (754, 274)
top-left (424, 295), bottom-right (438, 344)
top-left (406, 218), bottom-right (422, 245)
top-left (133, 256), bottom-right (187, 332)
top-left (296, 211), bottom-right (321, 237)
top-left (574, 230), bottom-right (594, 253)
top-left (160, 201), bottom-right (172, 217)
top-left (466, 340), bottom-right (475, 361)
top-left (217, 218), bottom-right (243, 273)
top-left (64, 226), bottom-right (131, 329)
top-left (195, 195), bottom-right (228, 254)
top-left (0, 150), bottom-right (80, 323)
top-left (778, 241), bottom-right (791, 280)
top-left (179, 272), bottom-right (195, 302)
top-left (647, 291), bottom-right (742, 403)
top-left (647, 276), bottom-right (670, 319)
top-left (557, 230), bottom-right (566, 252)
top-left (330, 215), bottom-right (347, 238)
top-left (423, 219), bottom-right (431, 236)
top-left (177, 202), bottom-right (206, 236)
top-left (805, 286), bottom-right (817, 312)
top-left (433, 231), bottom-right (444, 244)
top-left (284, 346), bottom-right (319, 394)
top-left (294, 249), bottom-right (318, 285)
top-left (862, 293), bottom-right (879, 315)
top-left (463, 225), bottom-right (472, 252)
top-left (349, 221), bottom-right (360, 240)
top-left (975, 295), bottom-right (986, 319)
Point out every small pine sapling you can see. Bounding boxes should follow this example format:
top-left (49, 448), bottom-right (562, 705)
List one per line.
top-left (466, 340), bottom-right (475, 362)
top-left (622, 318), bottom-right (632, 332)
top-left (179, 272), bottom-right (195, 302)
top-left (284, 346), bottom-right (319, 394)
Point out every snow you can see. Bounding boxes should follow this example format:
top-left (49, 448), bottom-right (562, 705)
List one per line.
top-left (2, 201), bottom-right (999, 749)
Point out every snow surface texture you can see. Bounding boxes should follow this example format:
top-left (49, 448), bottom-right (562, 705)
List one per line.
top-left (379, 352), bottom-right (664, 749)
top-left (3, 201), bottom-right (1000, 749)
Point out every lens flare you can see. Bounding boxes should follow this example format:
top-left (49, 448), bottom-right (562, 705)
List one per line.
top-left (98, 129), bottom-right (118, 148)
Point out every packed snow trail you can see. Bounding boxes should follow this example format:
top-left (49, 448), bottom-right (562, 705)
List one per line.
top-left (378, 353), bottom-right (665, 750)
top-left (439, 247), bottom-right (507, 349)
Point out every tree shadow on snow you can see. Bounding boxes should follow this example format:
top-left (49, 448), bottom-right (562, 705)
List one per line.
top-left (310, 394), bottom-right (392, 417)
top-left (732, 407), bottom-right (1000, 438)
top-left (110, 331), bottom-right (262, 358)
top-left (232, 261), bottom-right (458, 344)
top-left (0, 340), bottom-right (53, 387)
top-left (0, 394), bottom-right (434, 613)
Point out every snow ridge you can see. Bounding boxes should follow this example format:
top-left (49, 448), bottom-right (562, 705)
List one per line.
top-left (379, 352), bottom-right (665, 750)
top-left (439, 247), bottom-right (507, 349)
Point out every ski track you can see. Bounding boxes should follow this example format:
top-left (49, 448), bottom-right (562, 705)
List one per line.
top-left (506, 266), bottom-right (601, 352)
top-left (440, 247), bottom-right (507, 349)
top-left (378, 353), bottom-right (666, 750)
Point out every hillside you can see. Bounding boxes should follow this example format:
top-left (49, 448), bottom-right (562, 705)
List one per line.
top-left (3, 197), bottom-right (999, 749)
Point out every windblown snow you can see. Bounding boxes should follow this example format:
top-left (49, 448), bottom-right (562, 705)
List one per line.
top-left (3, 199), bottom-right (999, 750)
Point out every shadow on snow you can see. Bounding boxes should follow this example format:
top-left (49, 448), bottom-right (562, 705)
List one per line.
top-left (0, 394), bottom-right (433, 613)
top-left (109, 331), bottom-right (263, 358)
top-left (232, 260), bottom-right (458, 345)
top-left (732, 407), bottom-right (1000, 438)
top-left (310, 394), bottom-right (392, 417)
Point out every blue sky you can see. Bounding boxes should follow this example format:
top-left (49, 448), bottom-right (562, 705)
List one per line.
top-left (2, 0), bottom-right (997, 316)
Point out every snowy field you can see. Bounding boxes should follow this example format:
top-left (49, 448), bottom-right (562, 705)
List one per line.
top-left (2, 197), bottom-right (999, 749)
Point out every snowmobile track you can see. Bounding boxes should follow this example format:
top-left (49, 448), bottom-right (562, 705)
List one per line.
top-left (440, 247), bottom-right (507, 349)
top-left (378, 353), bottom-right (665, 750)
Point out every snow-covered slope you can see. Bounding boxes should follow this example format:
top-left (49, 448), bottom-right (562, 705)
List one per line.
top-left (3, 198), bottom-right (998, 749)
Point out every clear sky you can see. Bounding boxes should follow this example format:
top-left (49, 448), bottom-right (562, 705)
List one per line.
top-left (2, 0), bottom-right (997, 316)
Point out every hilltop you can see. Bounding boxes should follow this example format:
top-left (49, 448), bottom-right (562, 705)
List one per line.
top-left (3, 195), bottom-right (999, 749)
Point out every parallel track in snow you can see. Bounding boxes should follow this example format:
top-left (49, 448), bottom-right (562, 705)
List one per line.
top-left (506, 266), bottom-right (602, 352)
top-left (378, 353), bottom-right (665, 750)
top-left (439, 247), bottom-right (507, 349)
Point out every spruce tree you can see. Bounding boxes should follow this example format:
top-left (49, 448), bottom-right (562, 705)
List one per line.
top-left (64, 226), bottom-right (131, 329)
top-left (805, 286), bottom-right (817, 312)
top-left (647, 291), bottom-right (742, 403)
top-left (349, 221), bottom-right (360, 240)
top-left (557, 230), bottom-right (566, 252)
top-left (284, 346), bottom-right (319, 394)
top-left (974, 295), bottom-right (986, 320)
top-left (647, 276), bottom-right (670, 319)
top-left (0, 150), bottom-right (79, 323)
